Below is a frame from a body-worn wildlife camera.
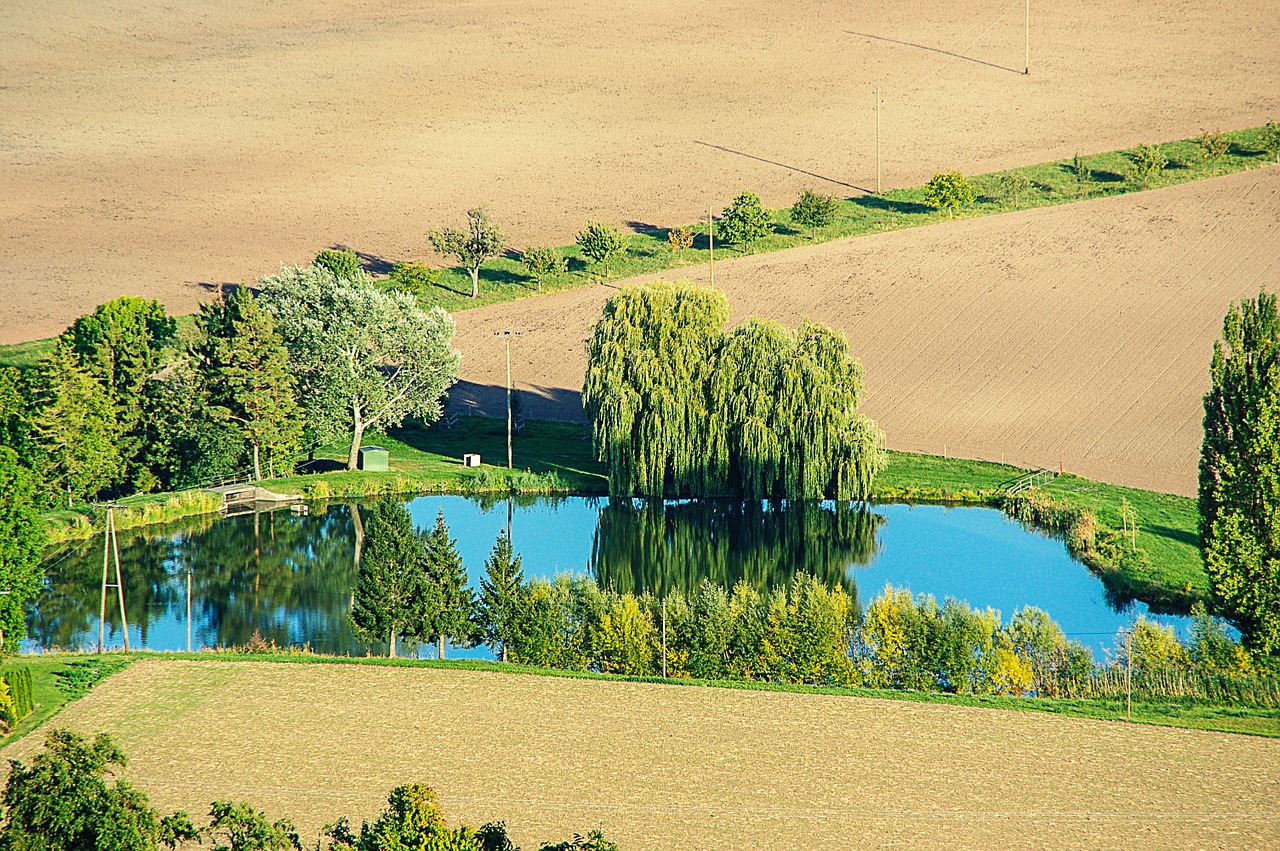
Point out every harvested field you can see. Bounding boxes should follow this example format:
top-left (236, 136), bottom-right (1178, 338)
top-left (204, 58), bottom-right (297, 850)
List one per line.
top-left (4, 659), bottom-right (1278, 849)
top-left (451, 168), bottom-right (1280, 496)
top-left (3, 0), bottom-right (1279, 343)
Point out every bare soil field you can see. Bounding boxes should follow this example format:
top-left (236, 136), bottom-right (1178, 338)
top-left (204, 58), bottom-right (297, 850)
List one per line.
top-left (450, 169), bottom-right (1280, 496)
top-left (4, 659), bottom-right (1277, 850)
top-left (3, 0), bottom-right (1278, 343)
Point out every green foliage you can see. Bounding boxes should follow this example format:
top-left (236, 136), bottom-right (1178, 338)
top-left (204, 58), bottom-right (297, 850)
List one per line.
top-left (1119, 616), bottom-right (1191, 681)
top-left (52, 657), bottom-right (134, 698)
top-left (0, 668), bottom-right (34, 727)
top-left (259, 264), bottom-right (461, 470)
top-left (718, 191), bottom-right (771, 246)
top-left (429, 208), bottom-right (507, 299)
top-left (0, 729), bottom-right (196, 851)
top-left (350, 498), bottom-right (429, 657)
top-left (324, 785), bottom-right (476, 851)
top-left (1124, 144), bottom-right (1167, 184)
top-left (519, 246), bottom-right (567, 290)
top-left (190, 288), bottom-right (302, 481)
top-left (990, 172), bottom-right (1033, 205)
top-left (26, 343), bottom-right (122, 505)
top-left (386, 261), bottom-right (441, 297)
top-left (477, 531), bottom-right (525, 662)
top-left (762, 574), bottom-right (854, 685)
top-left (789, 188), bottom-right (839, 240)
top-left (583, 282), bottom-right (884, 500)
top-left (143, 364), bottom-right (245, 490)
top-left (1070, 154), bottom-right (1092, 195)
top-left (922, 171), bottom-right (976, 217)
top-left (575, 221), bottom-right (627, 277)
top-left (1264, 120), bottom-right (1280, 163)
top-left (538, 831), bottom-right (619, 851)
top-left (314, 249), bottom-right (364, 282)
top-left (593, 594), bottom-right (658, 675)
top-left (206, 801), bottom-right (300, 851)
top-left (1189, 602), bottom-right (1254, 675)
top-left (0, 448), bottom-right (43, 653)
top-left (1197, 130), bottom-right (1229, 171)
top-left (507, 576), bottom-right (604, 669)
top-left (0, 369), bottom-right (24, 450)
top-left (666, 226), bottom-right (694, 260)
top-left (422, 512), bottom-right (476, 659)
top-left (1200, 289), bottom-right (1280, 655)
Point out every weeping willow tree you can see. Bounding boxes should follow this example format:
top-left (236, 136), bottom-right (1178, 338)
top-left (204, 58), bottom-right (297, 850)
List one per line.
top-left (583, 281), bottom-right (885, 499)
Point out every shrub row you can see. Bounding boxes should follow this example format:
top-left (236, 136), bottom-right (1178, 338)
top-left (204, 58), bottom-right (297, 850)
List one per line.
top-left (0, 666), bottom-right (34, 729)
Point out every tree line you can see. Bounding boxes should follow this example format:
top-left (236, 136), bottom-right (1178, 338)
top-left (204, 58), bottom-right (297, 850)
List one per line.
top-left (1, 729), bottom-right (617, 851)
top-left (354, 499), bottom-right (1272, 701)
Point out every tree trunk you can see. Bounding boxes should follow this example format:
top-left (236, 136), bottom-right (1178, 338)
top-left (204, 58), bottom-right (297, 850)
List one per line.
top-left (438, 634), bottom-right (446, 660)
top-left (347, 418), bottom-right (366, 470)
top-left (252, 443), bottom-right (261, 482)
top-left (469, 267), bottom-right (480, 298)
top-left (501, 642), bottom-right (507, 664)
top-left (389, 629), bottom-right (396, 659)
top-left (352, 503), bottom-right (364, 571)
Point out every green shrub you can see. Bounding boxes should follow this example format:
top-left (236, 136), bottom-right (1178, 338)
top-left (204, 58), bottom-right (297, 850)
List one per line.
top-left (923, 171), bottom-right (977, 217)
top-left (386, 261), bottom-right (440, 296)
top-left (314, 248), bottom-right (363, 281)
top-left (1, 666), bottom-right (34, 725)
top-left (1124, 144), bottom-right (1167, 184)
top-left (718, 191), bottom-right (771, 246)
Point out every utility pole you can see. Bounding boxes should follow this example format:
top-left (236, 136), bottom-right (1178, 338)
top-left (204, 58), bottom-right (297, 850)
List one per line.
top-left (493, 330), bottom-right (522, 469)
top-left (186, 569), bottom-right (193, 653)
top-left (1025, 0), bottom-right (1030, 75)
top-left (708, 206), bottom-right (714, 287)
top-left (1125, 629), bottom-right (1132, 721)
top-left (875, 88), bottom-right (882, 193)
top-left (662, 596), bottom-right (668, 678)
top-left (97, 505), bottom-right (130, 653)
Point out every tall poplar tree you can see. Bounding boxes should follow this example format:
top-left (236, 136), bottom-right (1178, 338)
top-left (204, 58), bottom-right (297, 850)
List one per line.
top-left (421, 513), bottom-right (474, 660)
top-left (477, 530), bottom-right (524, 663)
top-left (191, 288), bottom-right (302, 481)
top-left (350, 499), bottom-right (428, 657)
top-left (1200, 289), bottom-right (1280, 654)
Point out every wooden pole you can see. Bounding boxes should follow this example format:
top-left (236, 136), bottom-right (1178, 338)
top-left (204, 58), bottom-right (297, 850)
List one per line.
top-left (662, 596), bottom-right (668, 678)
top-left (111, 508), bottom-right (130, 652)
top-left (708, 206), bottom-right (714, 287)
top-left (875, 88), bottom-right (882, 193)
top-left (99, 511), bottom-right (110, 653)
top-left (505, 335), bottom-right (513, 470)
top-left (1025, 0), bottom-right (1030, 75)
top-left (186, 570), bottom-right (192, 653)
top-left (1125, 629), bottom-right (1132, 720)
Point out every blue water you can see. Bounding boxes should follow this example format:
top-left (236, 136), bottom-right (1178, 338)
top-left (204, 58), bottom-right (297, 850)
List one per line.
top-left (26, 497), bottom-right (1184, 660)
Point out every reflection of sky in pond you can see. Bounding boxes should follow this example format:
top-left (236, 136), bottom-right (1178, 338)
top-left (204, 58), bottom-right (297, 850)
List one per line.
top-left (27, 497), bottom-right (1191, 661)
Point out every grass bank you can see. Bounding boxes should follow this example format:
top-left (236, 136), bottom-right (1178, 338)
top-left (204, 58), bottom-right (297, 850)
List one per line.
top-left (3, 127), bottom-right (1276, 369)
top-left (8, 651), bottom-right (1275, 740)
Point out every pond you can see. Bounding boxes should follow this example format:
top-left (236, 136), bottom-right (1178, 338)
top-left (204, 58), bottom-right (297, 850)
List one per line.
top-left (26, 496), bottom-right (1185, 660)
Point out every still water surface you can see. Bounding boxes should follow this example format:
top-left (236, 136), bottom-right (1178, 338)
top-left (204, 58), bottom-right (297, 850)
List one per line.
top-left (27, 496), bottom-right (1183, 659)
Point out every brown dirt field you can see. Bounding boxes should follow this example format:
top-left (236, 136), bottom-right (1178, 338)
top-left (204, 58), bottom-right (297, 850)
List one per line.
top-left (450, 168), bottom-right (1280, 496)
top-left (3, 0), bottom-right (1279, 344)
top-left (4, 659), bottom-right (1278, 849)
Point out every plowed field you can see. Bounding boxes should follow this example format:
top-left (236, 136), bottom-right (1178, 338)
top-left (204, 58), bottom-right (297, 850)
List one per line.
top-left (3, 0), bottom-right (1279, 342)
top-left (450, 168), bottom-right (1280, 496)
top-left (5, 660), bottom-right (1277, 850)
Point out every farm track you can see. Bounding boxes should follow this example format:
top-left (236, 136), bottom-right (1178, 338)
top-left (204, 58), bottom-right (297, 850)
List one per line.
top-left (450, 169), bottom-right (1280, 496)
top-left (2, 0), bottom-right (1279, 343)
top-left (4, 660), bottom-right (1277, 850)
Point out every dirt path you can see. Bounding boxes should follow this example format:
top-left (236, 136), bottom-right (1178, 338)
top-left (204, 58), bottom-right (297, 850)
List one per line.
top-left (3, 0), bottom-right (1278, 343)
top-left (450, 168), bottom-right (1280, 496)
top-left (5, 660), bottom-right (1277, 850)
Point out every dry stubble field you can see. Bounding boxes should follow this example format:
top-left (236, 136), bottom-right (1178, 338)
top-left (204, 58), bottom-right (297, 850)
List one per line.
top-left (3, 0), bottom-right (1279, 343)
top-left (4, 659), bottom-right (1278, 850)
top-left (452, 168), bottom-right (1280, 496)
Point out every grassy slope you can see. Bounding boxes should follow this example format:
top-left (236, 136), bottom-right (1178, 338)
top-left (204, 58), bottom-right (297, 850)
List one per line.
top-left (11, 652), bottom-right (1276, 739)
top-left (0, 656), bottom-right (87, 747)
top-left (3, 127), bottom-right (1275, 368)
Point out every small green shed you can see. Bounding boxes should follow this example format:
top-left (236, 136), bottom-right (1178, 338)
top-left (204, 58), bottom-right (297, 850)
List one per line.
top-left (358, 445), bottom-right (389, 472)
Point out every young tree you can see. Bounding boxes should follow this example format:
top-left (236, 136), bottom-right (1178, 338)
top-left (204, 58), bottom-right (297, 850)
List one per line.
top-left (923, 171), bottom-right (977, 218)
top-left (429, 208), bottom-right (507, 299)
top-left (1263, 120), bottom-right (1280, 164)
top-left (0, 730), bottom-right (197, 851)
top-left (789, 188), bottom-right (839, 240)
top-left (313, 248), bottom-right (363, 282)
top-left (350, 498), bottom-right (429, 657)
top-left (421, 512), bottom-right (474, 660)
top-left (1070, 153), bottom-right (1092, 196)
top-left (0, 447), bottom-right (44, 654)
top-left (1198, 130), bottom-right (1229, 173)
top-left (667, 226), bottom-right (694, 260)
top-left (1124, 144), bottom-right (1167, 184)
top-left (206, 801), bottom-right (301, 851)
top-left (61, 296), bottom-right (175, 489)
top-left (1199, 289), bottom-right (1280, 654)
top-left (519, 246), bottom-right (567, 291)
top-left (718, 191), bottom-right (771, 247)
top-left (27, 343), bottom-right (122, 505)
top-left (259, 266), bottom-right (461, 470)
top-left (385, 261), bottom-right (439, 297)
top-left (576, 221), bottom-right (627, 278)
top-left (477, 530), bottom-right (525, 662)
top-left (991, 172), bottom-right (1033, 205)
top-left (191, 288), bottom-right (302, 481)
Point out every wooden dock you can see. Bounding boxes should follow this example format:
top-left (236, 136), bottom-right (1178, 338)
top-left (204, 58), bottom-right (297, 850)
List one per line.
top-left (206, 484), bottom-right (305, 515)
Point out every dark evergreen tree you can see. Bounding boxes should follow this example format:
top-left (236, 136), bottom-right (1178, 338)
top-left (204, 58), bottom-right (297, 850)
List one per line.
top-left (350, 499), bottom-right (427, 657)
top-left (421, 512), bottom-right (474, 659)
top-left (477, 530), bottom-right (524, 662)
top-left (0, 447), bottom-right (44, 653)
top-left (1200, 288), bottom-right (1280, 655)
